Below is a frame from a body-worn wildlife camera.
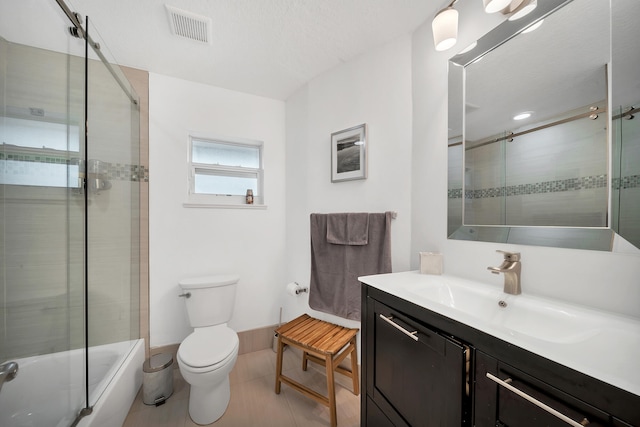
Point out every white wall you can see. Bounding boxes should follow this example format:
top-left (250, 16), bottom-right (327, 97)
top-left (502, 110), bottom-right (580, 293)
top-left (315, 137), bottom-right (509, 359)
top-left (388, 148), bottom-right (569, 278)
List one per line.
top-left (148, 73), bottom-right (286, 347)
top-left (411, 1), bottom-right (640, 318)
top-left (283, 35), bottom-right (414, 329)
top-left (148, 2), bottom-right (640, 349)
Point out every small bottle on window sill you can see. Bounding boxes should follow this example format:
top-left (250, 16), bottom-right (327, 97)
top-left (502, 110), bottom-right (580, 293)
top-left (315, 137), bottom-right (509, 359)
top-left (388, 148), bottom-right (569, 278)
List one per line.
top-left (245, 189), bottom-right (254, 204)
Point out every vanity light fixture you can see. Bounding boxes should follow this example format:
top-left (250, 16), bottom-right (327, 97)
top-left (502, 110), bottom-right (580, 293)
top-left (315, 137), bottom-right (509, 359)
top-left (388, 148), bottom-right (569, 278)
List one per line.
top-left (483, 0), bottom-right (513, 14)
top-left (507, 0), bottom-right (538, 21)
top-left (513, 111), bottom-right (532, 120)
top-left (432, 0), bottom-right (538, 52)
top-left (432, 2), bottom-right (459, 51)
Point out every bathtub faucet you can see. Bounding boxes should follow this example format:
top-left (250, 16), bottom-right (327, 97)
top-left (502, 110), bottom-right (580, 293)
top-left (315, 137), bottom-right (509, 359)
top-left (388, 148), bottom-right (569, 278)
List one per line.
top-left (0, 361), bottom-right (19, 393)
top-left (487, 250), bottom-right (521, 295)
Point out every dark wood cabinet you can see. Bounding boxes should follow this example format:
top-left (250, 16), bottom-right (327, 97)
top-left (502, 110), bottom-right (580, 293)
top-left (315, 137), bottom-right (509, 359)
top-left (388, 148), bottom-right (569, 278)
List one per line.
top-left (475, 350), bottom-right (620, 427)
top-left (361, 284), bottom-right (640, 427)
top-left (368, 300), bottom-right (469, 426)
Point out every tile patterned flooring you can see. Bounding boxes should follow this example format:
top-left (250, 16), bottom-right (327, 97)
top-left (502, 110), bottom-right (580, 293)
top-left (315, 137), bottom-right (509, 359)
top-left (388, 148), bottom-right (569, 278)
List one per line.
top-left (123, 348), bottom-right (360, 427)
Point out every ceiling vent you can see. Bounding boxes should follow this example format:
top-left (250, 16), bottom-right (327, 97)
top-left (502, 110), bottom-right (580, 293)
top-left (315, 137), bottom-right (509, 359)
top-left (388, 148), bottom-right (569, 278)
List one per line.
top-left (165, 5), bottom-right (212, 44)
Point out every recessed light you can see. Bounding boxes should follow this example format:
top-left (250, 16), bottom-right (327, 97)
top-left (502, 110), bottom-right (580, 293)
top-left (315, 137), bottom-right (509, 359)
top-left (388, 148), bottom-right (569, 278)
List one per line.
top-left (513, 112), bottom-right (532, 120)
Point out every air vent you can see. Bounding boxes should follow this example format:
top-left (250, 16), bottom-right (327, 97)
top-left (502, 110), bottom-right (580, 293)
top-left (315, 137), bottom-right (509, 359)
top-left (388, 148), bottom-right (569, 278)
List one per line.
top-left (165, 5), bottom-right (212, 44)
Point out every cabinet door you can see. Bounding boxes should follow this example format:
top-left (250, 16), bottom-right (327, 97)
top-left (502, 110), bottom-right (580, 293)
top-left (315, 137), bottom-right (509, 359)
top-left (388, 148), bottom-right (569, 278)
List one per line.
top-left (475, 351), bottom-right (612, 427)
top-left (372, 301), bottom-right (467, 427)
top-left (365, 397), bottom-right (397, 427)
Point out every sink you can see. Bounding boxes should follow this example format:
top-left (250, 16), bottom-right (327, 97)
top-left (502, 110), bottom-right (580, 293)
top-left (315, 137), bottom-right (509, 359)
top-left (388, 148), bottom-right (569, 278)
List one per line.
top-left (399, 275), bottom-right (614, 344)
top-left (404, 276), bottom-right (503, 320)
top-left (359, 270), bottom-right (640, 398)
top-left (496, 294), bottom-right (603, 343)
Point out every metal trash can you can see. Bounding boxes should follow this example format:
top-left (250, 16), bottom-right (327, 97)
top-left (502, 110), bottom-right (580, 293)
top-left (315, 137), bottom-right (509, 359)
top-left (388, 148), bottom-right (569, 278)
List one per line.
top-left (142, 353), bottom-right (174, 406)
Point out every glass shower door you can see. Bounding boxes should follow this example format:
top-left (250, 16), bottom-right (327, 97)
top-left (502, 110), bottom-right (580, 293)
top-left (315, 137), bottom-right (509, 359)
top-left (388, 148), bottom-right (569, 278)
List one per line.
top-left (0, 0), bottom-right (88, 425)
top-left (84, 18), bottom-right (141, 408)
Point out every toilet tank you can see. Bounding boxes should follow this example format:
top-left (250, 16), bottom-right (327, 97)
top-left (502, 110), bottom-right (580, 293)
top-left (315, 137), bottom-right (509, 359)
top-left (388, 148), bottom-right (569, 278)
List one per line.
top-left (179, 274), bottom-right (239, 327)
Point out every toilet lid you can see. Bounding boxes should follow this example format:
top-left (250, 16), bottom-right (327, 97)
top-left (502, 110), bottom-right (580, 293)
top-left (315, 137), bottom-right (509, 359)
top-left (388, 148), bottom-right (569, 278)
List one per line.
top-left (178, 327), bottom-right (238, 369)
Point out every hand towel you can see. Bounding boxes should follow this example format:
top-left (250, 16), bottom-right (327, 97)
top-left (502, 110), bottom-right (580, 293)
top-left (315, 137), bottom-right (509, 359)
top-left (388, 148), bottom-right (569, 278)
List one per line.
top-left (326, 212), bottom-right (369, 245)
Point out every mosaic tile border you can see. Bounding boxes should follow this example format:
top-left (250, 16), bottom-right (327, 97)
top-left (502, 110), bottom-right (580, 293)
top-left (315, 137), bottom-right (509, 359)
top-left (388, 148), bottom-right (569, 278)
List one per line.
top-left (613, 175), bottom-right (640, 190)
top-left (448, 174), bottom-right (640, 199)
top-left (1, 153), bottom-right (149, 182)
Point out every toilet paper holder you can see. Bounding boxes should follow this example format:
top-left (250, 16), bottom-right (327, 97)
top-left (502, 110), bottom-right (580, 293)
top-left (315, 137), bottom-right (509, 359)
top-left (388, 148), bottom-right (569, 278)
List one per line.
top-left (288, 282), bottom-right (308, 295)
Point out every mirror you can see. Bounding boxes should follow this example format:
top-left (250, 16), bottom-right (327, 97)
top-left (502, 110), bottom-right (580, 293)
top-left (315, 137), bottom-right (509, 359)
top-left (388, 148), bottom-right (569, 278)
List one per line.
top-left (448, 0), bottom-right (640, 251)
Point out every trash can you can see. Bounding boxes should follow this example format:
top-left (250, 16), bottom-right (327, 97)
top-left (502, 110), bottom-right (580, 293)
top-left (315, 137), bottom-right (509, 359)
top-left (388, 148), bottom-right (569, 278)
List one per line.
top-left (142, 353), bottom-right (174, 406)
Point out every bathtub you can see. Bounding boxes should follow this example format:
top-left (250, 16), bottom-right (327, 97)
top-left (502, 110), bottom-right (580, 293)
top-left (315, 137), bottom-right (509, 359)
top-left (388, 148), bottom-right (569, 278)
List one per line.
top-left (0, 339), bottom-right (144, 427)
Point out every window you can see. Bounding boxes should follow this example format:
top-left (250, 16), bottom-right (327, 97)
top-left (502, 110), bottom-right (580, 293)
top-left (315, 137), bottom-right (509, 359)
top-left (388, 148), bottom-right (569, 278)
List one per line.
top-left (0, 116), bottom-right (81, 188)
top-left (187, 135), bottom-right (264, 206)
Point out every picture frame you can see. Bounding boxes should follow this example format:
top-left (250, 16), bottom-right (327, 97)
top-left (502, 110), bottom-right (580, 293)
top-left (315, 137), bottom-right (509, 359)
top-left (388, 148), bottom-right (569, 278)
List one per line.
top-left (331, 123), bottom-right (367, 182)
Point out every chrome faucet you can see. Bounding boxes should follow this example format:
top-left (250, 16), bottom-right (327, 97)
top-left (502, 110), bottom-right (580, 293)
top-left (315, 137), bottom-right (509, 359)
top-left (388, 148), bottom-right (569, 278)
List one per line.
top-left (488, 250), bottom-right (521, 295)
top-left (0, 361), bottom-right (19, 393)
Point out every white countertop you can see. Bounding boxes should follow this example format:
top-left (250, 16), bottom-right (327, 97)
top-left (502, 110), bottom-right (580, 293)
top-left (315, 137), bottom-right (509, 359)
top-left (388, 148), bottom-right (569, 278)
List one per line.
top-left (359, 270), bottom-right (640, 397)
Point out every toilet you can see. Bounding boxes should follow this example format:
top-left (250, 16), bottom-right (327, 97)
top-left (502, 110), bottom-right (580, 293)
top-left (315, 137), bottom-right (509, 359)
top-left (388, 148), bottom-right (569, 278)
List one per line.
top-left (177, 274), bottom-right (240, 425)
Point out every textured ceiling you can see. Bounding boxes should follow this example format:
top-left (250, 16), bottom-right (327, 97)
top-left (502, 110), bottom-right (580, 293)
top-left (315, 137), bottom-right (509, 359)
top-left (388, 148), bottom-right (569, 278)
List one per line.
top-left (64, 0), bottom-right (438, 100)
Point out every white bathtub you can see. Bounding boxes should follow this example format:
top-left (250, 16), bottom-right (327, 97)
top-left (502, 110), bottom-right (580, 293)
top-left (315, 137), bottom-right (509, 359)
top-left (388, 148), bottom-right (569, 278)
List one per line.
top-left (0, 339), bottom-right (144, 427)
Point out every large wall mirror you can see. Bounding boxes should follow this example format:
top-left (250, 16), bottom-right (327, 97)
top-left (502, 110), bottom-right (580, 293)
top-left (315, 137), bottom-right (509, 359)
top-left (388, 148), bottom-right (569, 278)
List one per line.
top-left (448, 0), bottom-right (640, 251)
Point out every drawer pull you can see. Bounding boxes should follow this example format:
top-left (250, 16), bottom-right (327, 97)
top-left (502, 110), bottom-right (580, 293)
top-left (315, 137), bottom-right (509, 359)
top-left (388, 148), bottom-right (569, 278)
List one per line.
top-left (486, 373), bottom-right (589, 427)
top-left (379, 314), bottom-right (419, 341)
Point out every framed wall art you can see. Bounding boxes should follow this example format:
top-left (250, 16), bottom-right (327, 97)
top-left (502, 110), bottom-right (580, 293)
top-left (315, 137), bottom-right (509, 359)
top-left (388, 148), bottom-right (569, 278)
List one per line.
top-left (331, 123), bottom-right (367, 182)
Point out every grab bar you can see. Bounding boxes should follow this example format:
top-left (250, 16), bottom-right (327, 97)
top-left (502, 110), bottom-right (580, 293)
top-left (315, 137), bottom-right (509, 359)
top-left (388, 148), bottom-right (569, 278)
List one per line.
top-left (0, 361), bottom-right (19, 393)
top-left (486, 373), bottom-right (590, 426)
top-left (379, 314), bottom-right (418, 341)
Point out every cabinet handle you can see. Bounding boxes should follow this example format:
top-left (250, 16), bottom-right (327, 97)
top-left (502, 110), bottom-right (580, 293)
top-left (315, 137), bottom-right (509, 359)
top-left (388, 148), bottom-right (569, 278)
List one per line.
top-left (486, 373), bottom-right (589, 427)
top-left (379, 314), bottom-right (419, 341)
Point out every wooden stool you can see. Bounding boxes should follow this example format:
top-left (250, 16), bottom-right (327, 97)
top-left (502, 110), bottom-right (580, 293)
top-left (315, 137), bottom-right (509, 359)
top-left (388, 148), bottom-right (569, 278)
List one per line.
top-left (275, 314), bottom-right (359, 427)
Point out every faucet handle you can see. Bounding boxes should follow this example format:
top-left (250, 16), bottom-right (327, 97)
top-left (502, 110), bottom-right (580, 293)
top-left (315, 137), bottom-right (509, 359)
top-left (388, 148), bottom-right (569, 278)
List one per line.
top-left (496, 250), bottom-right (521, 261)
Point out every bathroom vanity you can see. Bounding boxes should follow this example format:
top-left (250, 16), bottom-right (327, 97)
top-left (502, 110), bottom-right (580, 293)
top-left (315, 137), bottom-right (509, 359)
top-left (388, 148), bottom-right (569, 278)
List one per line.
top-left (359, 272), bottom-right (640, 427)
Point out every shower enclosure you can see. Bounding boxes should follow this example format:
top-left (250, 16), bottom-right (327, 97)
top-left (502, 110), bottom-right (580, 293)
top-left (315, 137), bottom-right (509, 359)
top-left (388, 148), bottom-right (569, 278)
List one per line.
top-left (1, 0), bottom-right (143, 426)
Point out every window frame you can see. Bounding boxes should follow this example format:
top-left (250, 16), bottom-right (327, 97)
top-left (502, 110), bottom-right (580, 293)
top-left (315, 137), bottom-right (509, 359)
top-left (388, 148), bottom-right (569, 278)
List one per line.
top-left (185, 134), bottom-right (265, 208)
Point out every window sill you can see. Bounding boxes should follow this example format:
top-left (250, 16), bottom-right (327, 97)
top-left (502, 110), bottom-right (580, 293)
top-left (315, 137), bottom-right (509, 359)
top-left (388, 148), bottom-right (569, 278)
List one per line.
top-left (182, 202), bottom-right (268, 210)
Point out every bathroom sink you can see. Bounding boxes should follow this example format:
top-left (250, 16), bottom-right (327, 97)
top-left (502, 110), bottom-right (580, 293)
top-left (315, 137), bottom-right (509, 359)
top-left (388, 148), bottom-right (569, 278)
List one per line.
top-left (494, 293), bottom-right (603, 343)
top-left (383, 274), bottom-right (622, 345)
top-left (359, 270), bottom-right (640, 399)
top-left (403, 276), bottom-right (503, 321)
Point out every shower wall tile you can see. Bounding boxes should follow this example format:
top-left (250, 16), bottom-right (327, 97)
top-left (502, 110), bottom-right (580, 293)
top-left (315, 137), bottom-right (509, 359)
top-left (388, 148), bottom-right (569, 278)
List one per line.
top-left (455, 117), bottom-right (610, 229)
top-left (619, 187), bottom-right (640, 245)
top-left (447, 198), bottom-right (462, 236)
top-left (506, 189), bottom-right (607, 227)
top-left (4, 297), bottom-right (72, 358)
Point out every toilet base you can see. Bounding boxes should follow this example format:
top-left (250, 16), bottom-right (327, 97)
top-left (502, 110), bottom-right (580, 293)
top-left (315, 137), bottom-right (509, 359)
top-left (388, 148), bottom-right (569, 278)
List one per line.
top-left (187, 376), bottom-right (231, 425)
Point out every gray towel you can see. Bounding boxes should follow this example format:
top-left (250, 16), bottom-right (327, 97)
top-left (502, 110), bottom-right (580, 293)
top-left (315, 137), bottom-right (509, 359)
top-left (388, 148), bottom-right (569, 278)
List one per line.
top-left (326, 212), bottom-right (369, 245)
top-left (309, 212), bottom-right (392, 320)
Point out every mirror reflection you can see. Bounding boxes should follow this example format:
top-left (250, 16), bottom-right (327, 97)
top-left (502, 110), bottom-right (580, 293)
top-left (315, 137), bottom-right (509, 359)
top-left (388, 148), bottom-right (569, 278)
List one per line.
top-left (447, 0), bottom-right (639, 251)
top-left (611, 0), bottom-right (640, 249)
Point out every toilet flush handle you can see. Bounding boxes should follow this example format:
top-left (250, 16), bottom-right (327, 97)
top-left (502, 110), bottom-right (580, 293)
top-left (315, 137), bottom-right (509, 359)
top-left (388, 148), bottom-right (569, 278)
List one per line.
top-left (178, 292), bottom-right (191, 299)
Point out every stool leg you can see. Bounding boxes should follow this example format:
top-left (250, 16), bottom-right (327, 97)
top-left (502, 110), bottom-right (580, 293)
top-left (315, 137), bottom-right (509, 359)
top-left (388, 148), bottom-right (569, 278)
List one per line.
top-left (349, 337), bottom-right (359, 395)
top-left (302, 351), bottom-right (308, 371)
top-left (325, 354), bottom-right (337, 427)
top-left (275, 335), bottom-right (284, 394)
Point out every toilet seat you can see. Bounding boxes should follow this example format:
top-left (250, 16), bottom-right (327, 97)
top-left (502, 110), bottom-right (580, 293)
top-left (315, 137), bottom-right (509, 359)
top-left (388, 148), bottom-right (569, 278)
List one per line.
top-left (178, 326), bottom-right (239, 370)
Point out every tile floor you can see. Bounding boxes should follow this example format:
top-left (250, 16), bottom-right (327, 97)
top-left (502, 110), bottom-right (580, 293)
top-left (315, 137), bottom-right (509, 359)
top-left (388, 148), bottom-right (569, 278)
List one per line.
top-left (123, 348), bottom-right (360, 427)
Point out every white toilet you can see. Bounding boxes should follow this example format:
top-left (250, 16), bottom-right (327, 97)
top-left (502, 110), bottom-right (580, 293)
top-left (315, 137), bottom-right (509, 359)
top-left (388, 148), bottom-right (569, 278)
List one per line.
top-left (177, 274), bottom-right (240, 425)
